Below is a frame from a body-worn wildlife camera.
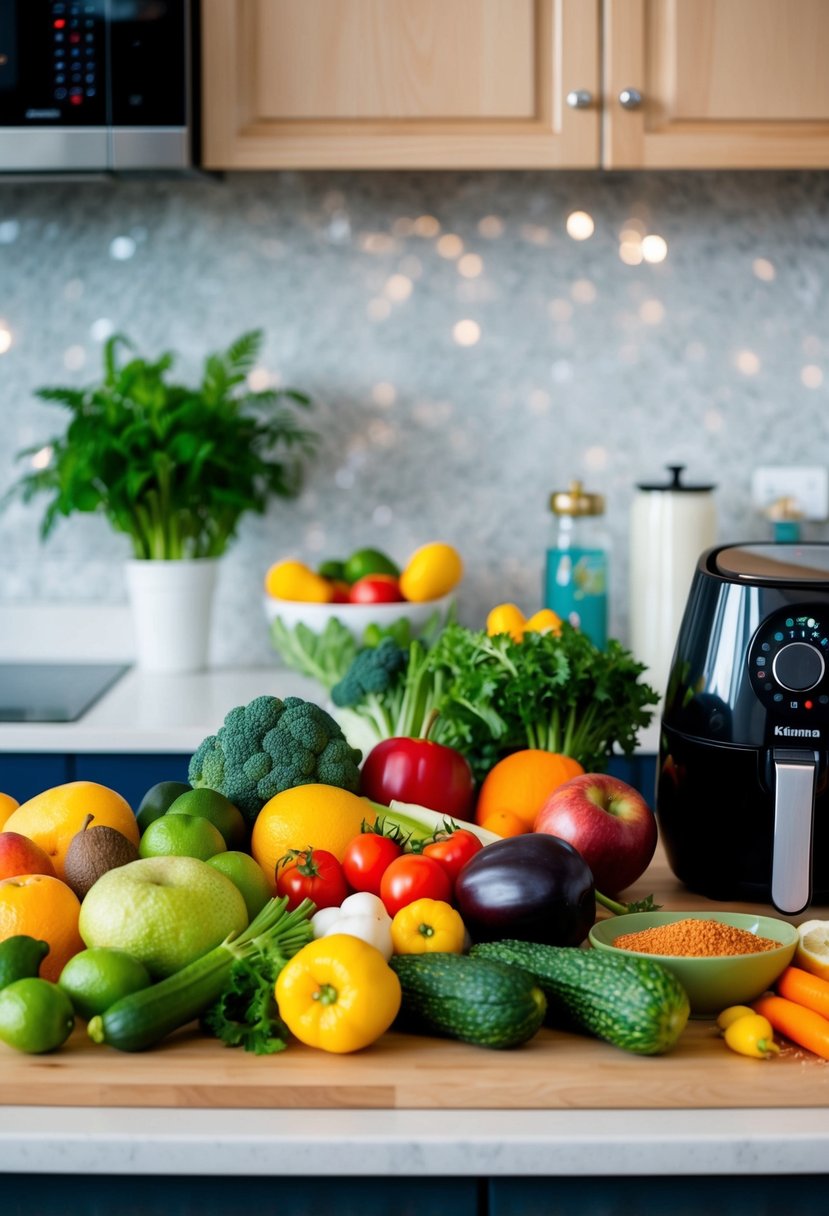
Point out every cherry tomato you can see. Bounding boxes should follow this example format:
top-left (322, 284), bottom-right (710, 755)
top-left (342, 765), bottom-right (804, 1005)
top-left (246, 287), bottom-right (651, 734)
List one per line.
top-left (276, 848), bottom-right (349, 911)
top-left (360, 736), bottom-right (475, 820)
top-left (342, 832), bottom-right (404, 896)
top-left (379, 854), bottom-right (452, 917)
top-left (348, 574), bottom-right (404, 604)
top-left (423, 829), bottom-right (483, 886)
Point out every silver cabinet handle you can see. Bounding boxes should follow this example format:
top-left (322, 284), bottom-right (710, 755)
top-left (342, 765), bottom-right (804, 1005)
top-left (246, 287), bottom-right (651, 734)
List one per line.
top-left (565, 89), bottom-right (593, 110)
top-left (619, 87), bottom-right (643, 110)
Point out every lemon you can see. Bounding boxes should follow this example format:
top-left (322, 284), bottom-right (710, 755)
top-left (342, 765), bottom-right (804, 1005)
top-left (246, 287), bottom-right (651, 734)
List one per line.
top-left (138, 813), bottom-right (227, 862)
top-left (795, 919), bottom-right (829, 980)
top-left (399, 542), bottom-right (463, 603)
top-left (58, 947), bottom-right (152, 1021)
top-left (0, 977), bottom-right (75, 1053)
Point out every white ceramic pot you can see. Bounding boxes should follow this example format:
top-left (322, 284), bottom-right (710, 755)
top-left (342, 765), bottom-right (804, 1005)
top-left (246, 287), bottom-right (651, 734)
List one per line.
top-left (125, 558), bottom-right (219, 673)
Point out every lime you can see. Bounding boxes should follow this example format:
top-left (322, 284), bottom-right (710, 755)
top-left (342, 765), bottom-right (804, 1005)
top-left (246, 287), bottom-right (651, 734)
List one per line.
top-left (207, 851), bottom-right (272, 920)
top-left (343, 547), bottom-right (400, 584)
top-left (318, 558), bottom-right (346, 581)
top-left (58, 947), bottom-right (152, 1020)
top-left (167, 788), bottom-right (247, 850)
top-left (0, 935), bottom-right (50, 989)
top-left (138, 813), bottom-right (227, 862)
top-left (136, 780), bottom-right (191, 833)
top-left (0, 977), bottom-right (75, 1053)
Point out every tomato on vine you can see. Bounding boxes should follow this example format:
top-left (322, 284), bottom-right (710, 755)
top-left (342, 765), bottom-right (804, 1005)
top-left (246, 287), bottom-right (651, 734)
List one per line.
top-left (422, 828), bottom-right (483, 886)
top-left (342, 831), bottom-right (404, 897)
top-left (276, 847), bottom-right (349, 911)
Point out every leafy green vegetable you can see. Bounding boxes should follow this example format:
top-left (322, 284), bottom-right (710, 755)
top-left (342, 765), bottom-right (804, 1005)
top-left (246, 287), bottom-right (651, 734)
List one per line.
top-left (269, 616), bottom-right (359, 691)
top-left (2, 330), bottom-right (316, 560)
top-left (203, 898), bottom-right (315, 1055)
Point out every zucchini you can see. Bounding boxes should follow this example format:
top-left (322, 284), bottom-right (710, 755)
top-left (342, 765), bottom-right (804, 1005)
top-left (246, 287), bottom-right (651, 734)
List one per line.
top-left (389, 952), bottom-right (546, 1049)
top-left (470, 940), bottom-right (689, 1055)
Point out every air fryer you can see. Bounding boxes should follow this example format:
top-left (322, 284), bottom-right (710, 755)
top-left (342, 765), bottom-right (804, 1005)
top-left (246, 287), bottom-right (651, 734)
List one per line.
top-left (657, 542), bottom-right (829, 914)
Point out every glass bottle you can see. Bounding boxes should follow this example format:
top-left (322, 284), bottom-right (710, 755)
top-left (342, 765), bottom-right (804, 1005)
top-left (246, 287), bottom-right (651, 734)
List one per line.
top-left (544, 479), bottom-right (609, 648)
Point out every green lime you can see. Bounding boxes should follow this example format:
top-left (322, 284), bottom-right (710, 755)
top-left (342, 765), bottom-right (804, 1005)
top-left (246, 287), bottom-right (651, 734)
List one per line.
top-left (343, 547), bottom-right (400, 584)
top-left (58, 947), bottom-right (152, 1021)
top-left (206, 851), bottom-right (272, 920)
top-left (136, 780), bottom-right (191, 833)
top-left (138, 813), bottom-right (227, 862)
top-left (0, 977), bottom-right (75, 1053)
top-left (318, 558), bottom-right (346, 580)
top-left (167, 788), bottom-right (247, 850)
top-left (0, 935), bottom-right (50, 990)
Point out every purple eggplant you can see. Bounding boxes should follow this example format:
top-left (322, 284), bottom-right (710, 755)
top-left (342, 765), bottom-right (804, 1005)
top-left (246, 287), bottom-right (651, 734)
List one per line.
top-left (454, 833), bottom-right (595, 947)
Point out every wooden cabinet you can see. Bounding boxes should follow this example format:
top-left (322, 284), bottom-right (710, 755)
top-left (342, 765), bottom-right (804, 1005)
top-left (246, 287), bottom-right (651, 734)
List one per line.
top-left (201, 0), bottom-right (829, 170)
top-left (603, 0), bottom-right (829, 168)
top-left (200, 0), bottom-right (600, 169)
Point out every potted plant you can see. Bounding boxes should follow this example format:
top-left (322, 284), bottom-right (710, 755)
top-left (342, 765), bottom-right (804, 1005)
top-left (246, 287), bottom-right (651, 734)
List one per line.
top-left (3, 329), bottom-right (316, 671)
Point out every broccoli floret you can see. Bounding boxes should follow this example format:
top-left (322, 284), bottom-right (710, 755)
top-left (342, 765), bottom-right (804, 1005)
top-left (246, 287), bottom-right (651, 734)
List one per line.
top-left (331, 637), bottom-right (407, 709)
top-left (188, 694), bottom-right (362, 823)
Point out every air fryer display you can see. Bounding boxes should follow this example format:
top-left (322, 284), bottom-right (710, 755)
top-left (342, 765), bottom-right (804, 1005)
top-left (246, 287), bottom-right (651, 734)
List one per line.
top-left (748, 607), bottom-right (829, 732)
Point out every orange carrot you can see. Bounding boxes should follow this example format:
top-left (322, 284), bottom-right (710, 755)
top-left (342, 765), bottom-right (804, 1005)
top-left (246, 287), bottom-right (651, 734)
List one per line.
top-left (754, 994), bottom-right (829, 1061)
top-left (776, 965), bottom-right (829, 1019)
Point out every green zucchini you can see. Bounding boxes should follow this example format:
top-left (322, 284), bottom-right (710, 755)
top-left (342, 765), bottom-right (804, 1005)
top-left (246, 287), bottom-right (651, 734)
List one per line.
top-left (389, 952), bottom-right (546, 1049)
top-left (470, 940), bottom-right (689, 1055)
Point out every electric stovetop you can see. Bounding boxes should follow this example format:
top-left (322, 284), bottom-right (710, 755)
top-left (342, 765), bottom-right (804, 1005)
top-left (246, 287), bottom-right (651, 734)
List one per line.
top-left (0, 663), bottom-right (130, 723)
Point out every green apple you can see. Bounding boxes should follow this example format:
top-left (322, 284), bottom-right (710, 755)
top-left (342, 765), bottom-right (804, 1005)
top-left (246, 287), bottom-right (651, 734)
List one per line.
top-left (79, 856), bottom-right (248, 978)
top-left (138, 813), bottom-right (226, 862)
top-left (167, 788), bottom-right (247, 851)
top-left (207, 851), bottom-right (272, 920)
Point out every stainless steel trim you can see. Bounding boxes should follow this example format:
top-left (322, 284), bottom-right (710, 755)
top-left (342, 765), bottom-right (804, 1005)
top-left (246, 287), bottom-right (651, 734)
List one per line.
top-left (0, 128), bottom-right (108, 172)
top-left (111, 127), bottom-right (190, 170)
top-left (771, 747), bottom-right (817, 914)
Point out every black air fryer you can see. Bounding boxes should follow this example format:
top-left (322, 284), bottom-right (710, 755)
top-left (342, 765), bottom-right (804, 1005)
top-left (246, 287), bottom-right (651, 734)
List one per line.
top-left (658, 542), bottom-right (829, 914)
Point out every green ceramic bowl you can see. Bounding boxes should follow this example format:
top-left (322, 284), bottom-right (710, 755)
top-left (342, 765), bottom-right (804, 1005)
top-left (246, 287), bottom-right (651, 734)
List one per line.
top-left (588, 910), bottom-right (798, 1018)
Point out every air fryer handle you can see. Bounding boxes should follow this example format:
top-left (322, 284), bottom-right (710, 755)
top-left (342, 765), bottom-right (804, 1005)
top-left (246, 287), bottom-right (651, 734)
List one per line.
top-left (771, 748), bottom-right (817, 915)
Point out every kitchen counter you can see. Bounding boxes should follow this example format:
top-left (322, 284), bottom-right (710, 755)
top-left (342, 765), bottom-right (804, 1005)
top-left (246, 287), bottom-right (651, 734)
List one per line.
top-left (1, 848), bottom-right (828, 1181)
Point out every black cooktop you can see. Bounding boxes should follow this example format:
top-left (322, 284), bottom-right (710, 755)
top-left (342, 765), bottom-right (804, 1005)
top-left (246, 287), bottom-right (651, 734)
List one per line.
top-left (0, 663), bottom-right (130, 723)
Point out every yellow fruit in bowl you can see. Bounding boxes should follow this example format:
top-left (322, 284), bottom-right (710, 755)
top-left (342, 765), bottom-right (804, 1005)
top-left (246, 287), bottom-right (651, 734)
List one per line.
top-left (264, 559), bottom-right (334, 603)
top-left (399, 542), bottom-right (463, 603)
top-left (251, 784), bottom-right (378, 889)
top-left (4, 782), bottom-right (139, 882)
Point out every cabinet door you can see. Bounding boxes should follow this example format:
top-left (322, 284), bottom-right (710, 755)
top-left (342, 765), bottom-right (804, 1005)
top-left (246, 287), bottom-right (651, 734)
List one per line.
top-left (604, 0), bottom-right (829, 168)
top-left (201, 0), bottom-right (599, 169)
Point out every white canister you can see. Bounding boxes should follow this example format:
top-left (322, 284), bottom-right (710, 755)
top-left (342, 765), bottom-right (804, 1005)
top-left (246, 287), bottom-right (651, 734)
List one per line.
top-left (629, 466), bottom-right (717, 701)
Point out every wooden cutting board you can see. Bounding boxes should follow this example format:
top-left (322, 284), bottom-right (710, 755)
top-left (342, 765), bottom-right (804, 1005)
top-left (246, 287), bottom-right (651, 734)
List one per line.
top-left (2, 847), bottom-right (828, 1111)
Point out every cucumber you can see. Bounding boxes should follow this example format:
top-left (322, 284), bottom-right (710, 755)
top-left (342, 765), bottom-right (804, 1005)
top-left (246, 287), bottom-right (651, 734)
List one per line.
top-left (389, 952), bottom-right (546, 1049)
top-left (470, 940), bottom-right (689, 1055)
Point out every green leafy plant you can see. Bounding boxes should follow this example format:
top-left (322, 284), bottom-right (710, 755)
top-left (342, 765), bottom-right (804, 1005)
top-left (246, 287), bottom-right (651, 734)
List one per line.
top-left (3, 329), bottom-right (316, 560)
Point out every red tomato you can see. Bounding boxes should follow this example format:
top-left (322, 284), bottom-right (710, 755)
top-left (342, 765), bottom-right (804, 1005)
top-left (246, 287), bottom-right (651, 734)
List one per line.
top-left (348, 574), bottom-right (404, 604)
top-left (329, 580), bottom-right (351, 603)
top-left (360, 736), bottom-right (475, 820)
top-left (423, 829), bottom-right (483, 886)
top-left (379, 854), bottom-right (452, 916)
top-left (276, 848), bottom-right (349, 911)
top-left (342, 833), bottom-right (404, 896)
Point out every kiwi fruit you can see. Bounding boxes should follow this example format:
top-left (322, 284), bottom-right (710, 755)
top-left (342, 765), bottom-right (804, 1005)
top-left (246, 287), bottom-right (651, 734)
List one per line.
top-left (64, 814), bottom-right (140, 900)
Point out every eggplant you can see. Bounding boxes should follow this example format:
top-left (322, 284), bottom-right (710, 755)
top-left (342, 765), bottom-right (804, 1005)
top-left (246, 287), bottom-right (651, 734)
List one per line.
top-left (454, 833), bottom-right (595, 947)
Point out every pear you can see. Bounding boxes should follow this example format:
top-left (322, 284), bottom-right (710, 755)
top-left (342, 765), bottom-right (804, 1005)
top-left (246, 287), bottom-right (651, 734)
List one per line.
top-left (63, 813), bottom-right (140, 900)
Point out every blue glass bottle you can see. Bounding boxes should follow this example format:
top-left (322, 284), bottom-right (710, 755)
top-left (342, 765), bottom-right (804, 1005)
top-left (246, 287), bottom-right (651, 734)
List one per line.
top-left (545, 480), bottom-right (609, 648)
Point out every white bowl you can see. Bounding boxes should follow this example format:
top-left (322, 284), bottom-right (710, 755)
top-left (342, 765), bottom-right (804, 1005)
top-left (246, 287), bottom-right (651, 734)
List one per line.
top-left (263, 593), bottom-right (454, 641)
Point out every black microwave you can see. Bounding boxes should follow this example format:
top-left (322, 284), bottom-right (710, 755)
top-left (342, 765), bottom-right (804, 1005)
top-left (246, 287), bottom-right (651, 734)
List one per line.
top-left (0, 0), bottom-right (192, 172)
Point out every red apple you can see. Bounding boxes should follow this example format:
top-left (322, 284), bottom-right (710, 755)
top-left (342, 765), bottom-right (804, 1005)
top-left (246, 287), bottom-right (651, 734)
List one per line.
top-left (534, 773), bottom-right (657, 894)
top-left (0, 831), bottom-right (57, 881)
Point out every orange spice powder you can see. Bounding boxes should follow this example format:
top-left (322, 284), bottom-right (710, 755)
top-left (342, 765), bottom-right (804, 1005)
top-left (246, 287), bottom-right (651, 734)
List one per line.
top-left (613, 918), bottom-right (780, 958)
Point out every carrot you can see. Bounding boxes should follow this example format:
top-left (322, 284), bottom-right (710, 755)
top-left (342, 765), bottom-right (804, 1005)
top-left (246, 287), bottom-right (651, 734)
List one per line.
top-left (753, 994), bottom-right (829, 1061)
top-left (776, 965), bottom-right (829, 1019)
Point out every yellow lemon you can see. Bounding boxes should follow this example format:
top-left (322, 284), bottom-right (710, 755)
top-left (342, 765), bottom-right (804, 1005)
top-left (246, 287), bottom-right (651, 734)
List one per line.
top-left (795, 919), bottom-right (829, 981)
top-left (399, 542), bottom-right (463, 603)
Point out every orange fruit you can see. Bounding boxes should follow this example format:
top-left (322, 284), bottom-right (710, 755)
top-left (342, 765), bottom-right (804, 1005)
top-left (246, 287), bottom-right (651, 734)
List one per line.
top-left (4, 782), bottom-right (139, 882)
top-left (475, 749), bottom-right (585, 830)
top-left (251, 784), bottom-right (377, 890)
top-left (478, 808), bottom-right (529, 838)
top-left (0, 793), bottom-right (20, 830)
top-left (0, 873), bottom-right (83, 982)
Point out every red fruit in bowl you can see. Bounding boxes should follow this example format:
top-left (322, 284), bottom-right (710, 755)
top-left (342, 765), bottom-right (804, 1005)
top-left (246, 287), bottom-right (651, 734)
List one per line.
top-left (348, 575), bottom-right (404, 604)
top-left (534, 773), bottom-right (657, 895)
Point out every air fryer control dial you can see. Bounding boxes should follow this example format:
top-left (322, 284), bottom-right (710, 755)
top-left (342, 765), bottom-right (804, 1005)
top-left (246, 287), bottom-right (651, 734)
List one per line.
top-left (772, 642), bottom-right (826, 691)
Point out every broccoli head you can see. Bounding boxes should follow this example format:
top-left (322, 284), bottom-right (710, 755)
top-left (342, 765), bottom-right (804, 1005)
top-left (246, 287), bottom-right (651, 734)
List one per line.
top-left (188, 694), bottom-right (362, 823)
top-left (330, 637), bottom-right (407, 708)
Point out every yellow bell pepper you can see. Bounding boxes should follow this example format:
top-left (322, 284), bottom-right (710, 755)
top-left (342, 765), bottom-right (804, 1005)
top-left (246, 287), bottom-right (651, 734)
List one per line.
top-left (274, 934), bottom-right (401, 1053)
top-left (721, 1011), bottom-right (780, 1059)
top-left (391, 898), bottom-right (466, 955)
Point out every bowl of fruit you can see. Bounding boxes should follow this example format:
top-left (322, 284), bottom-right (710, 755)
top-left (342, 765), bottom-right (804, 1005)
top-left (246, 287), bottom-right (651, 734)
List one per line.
top-left (264, 541), bottom-right (462, 658)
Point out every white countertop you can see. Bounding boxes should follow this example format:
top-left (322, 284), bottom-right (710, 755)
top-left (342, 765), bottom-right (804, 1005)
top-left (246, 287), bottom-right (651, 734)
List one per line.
top-left (1, 1105), bottom-right (828, 1177)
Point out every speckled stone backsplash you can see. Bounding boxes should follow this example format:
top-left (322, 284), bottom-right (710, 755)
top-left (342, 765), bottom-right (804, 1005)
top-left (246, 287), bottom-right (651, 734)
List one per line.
top-left (1, 170), bottom-right (828, 666)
